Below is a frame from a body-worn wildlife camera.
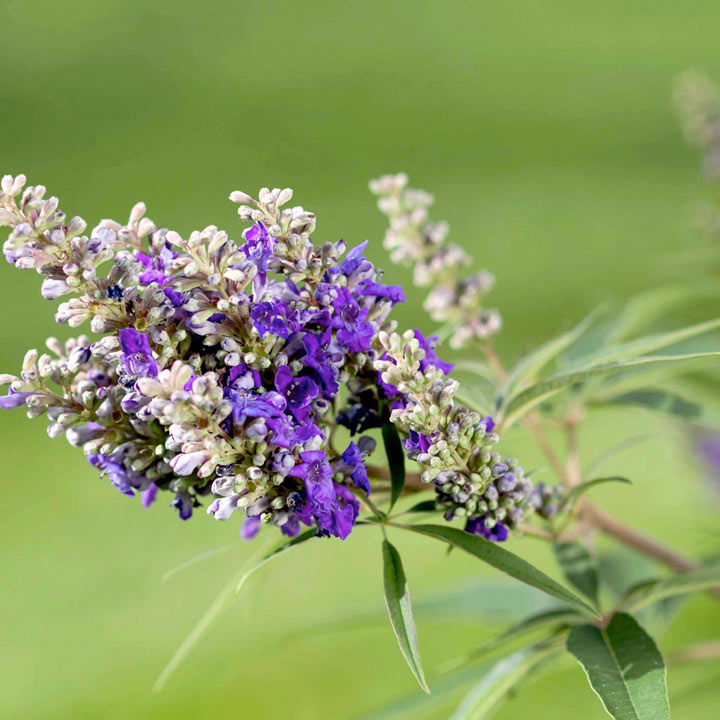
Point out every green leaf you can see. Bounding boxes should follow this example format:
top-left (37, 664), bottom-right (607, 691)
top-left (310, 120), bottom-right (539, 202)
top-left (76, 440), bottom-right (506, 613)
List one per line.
top-left (502, 351), bottom-right (720, 428)
top-left (499, 306), bottom-right (603, 400)
top-left (585, 433), bottom-right (665, 477)
top-left (554, 542), bottom-right (599, 605)
top-left (454, 384), bottom-right (494, 416)
top-left (234, 528), bottom-right (317, 592)
top-left (449, 642), bottom-right (562, 720)
top-left (382, 539), bottom-right (430, 693)
top-left (567, 613), bottom-right (670, 720)
top-left (153, 530), bottom-right (315, 692)
top-left (620, 564), bottom-right (720, 613)
top-left (357, 662), bottom-right (491, 720)
top-left (596, 388), bottom-right (720, 427)
top-left (395, 524), bottom-right (600, 618)
top-left (574, 317), bottom-right (720, 370)
top-left (601, 285), bottom-right (720, 347)
top-left (442, 608), bottom-right (583, 673)
top-left (161, 544), bottom-right (235, 583)
top-left (405, 500), bottom-right (438, 514)
top-left (382, 422), bottom-right (406, 510)
top-left (564, 476), bottom-right (632, 507)
top-left (453, 359), bottom-right (498, 382)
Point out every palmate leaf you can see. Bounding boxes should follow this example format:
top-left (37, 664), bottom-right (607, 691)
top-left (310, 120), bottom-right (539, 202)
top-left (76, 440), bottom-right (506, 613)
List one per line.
top-left (554, 541), bottom-right (600, 605)
top-left (567, 613), bottom-right (670, 720)
top-left (395, 524), bottom-right (600, 618)
top-left (382, 539), bottom-right (430, 693)
top-left (620, 564), bottom-right (720, 613)
top-left (449, 641), bottom-right (563, 720)
top-left (153, 530), bottom-right (316, 692)
top-left (501, 351), bottom-right (720, 428)
top-left (382, 421), bottom-right (406, 510)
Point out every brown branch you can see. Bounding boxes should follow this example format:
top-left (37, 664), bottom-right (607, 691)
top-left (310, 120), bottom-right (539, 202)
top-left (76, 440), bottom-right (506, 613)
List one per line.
top-left (668, 639), bottom-right (720, 666)
top-left (579, 500), bottom-right (720, 600)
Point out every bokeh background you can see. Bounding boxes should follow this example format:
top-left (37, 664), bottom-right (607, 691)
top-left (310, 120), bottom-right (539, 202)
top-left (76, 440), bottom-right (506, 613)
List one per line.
top-left (2, 1), bottom-right (720, 718)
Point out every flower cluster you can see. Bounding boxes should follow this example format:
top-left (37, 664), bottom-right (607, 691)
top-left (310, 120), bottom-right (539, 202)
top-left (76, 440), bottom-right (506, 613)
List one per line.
top-left (0, 173), bottom-right (557, 543)
top-left (369, 173), bottom-right (501, 349)
top-left (674, 72), bottom-right (720, 241)
top-left (372, 330), bottom-right (556, 539)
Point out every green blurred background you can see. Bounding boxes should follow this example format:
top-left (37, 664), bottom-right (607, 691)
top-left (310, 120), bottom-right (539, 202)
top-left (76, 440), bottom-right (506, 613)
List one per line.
top-left (2, 1), bottom-right (720, 718)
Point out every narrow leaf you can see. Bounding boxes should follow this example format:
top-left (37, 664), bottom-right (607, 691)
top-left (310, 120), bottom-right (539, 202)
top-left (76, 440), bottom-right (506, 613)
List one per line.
top-left (596, 388), bottom-right (720, 427)
top-left (503, 352), bottom-right (720, 427)
top-left (564, 476), bottom-right (632, 507)
top-left (154, 531), bottom-right (316, 691)
top-left (382, 421), bottom-right (406, 510)
top-left (449, 642), bottom-right (562, 720)
top-left (382, 539), bottom-right (430, 693)
top-left (442, 608), bottom-right (582, 673)
top-left (621, 564), bottom-right (720, 613)
top-left (396, 524), bottom-right (600, 618)
top-left (554, 542), bottom-right (599, 605)
top-left (405, 499), bottom-right (438, 514)
top-left (161, 544), bottom-right (235, 584)
top-left (585, 433), bottom-right (665, 477)
top-left (601, 284), bottom-right (720, 347)
top-left (454, 384), bottom-right (494, 416)
top-left (358, 662), bottom-right (491, 720)
top-left (499, 306), bottom-right (602, 400)
top-left (235, 528), bottom-right (317, 592)
top-left (575, 316), bottom-right (720, 369)
top-left (567, 613), bottom-right (670, 720)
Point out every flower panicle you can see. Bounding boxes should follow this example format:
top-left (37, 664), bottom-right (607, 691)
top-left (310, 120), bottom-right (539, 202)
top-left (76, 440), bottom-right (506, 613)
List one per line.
top-left (369, 173), bottom-right (501, 349)
top-left (372, 330), bottom-right (552, 539)
top-left (0, 173), bottom-right (557, 543)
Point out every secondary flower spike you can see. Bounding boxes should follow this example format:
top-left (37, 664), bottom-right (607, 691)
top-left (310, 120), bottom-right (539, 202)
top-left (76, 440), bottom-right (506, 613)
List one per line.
top-left (0, 174), bottom-right (551, 542)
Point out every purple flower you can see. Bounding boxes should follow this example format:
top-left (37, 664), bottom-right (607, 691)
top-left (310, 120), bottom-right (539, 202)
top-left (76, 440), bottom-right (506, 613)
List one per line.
top-left (250, 300), bottom-right (297, 338)
top-left (240, 223), bottom-right (276, 278)
top-left (136, 246), bottom-right (176, 286)
top-left (88, 453), bottom-right (138, 497)
top-left (225, 388), bottom-right (287, 426)
top-left (171, 489), bottom-right (194, 520)
top-left (163, 287), bottom-right (186, 307)
top-left (338, 440), bottom-right (373, 495)
top-left (289, 450), bottom-right (334, 505)
top-left (320, 483), bottom-right (360, 540)
top-left (481, 416), bottom-right (495, 433)
top-left (241, 515), bottom-right (261, 540)
top-left (274, 366), bottom-right (319, 421)
top-left (0, 389), bottom-right (34, 409)
top-left (465, 516), bottom-right (509, 542)
top-left (119, 328), bottom-right (158, 378)
top-left (415, 330), bottom-right (454, 375)
top-left (403, 430), bottom-right (433, 454)
top-left (141, 483), bottom-right (158, 507)
top-left (227, 364), bottom-right (261, 391)
top-left (338, 240), bottom-right (372, 277)
top-left (300, 334), bottom-right (339, 395)
top-left (331, 288), bottom-right (375, 353)
top-left (359, 280), bottom-right (406, 305)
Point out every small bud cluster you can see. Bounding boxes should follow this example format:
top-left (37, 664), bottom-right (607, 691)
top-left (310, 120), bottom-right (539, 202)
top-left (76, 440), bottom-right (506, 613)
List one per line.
top-left (369, 173), bottom-right (501, 349)
top-left (373, 330), bottom-right (548, 540)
